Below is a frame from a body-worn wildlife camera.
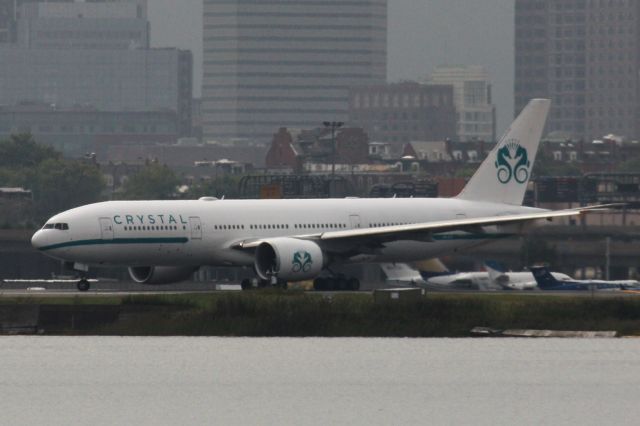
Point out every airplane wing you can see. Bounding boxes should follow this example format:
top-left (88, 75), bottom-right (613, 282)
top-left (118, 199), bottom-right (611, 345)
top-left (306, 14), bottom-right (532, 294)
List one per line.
top-left (232, 204), bottom-right (615, 251)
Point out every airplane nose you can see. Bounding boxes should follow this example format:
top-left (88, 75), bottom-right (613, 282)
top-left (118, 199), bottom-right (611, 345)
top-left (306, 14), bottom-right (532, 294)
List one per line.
top-left (31, 230), bottom-right (46, 250)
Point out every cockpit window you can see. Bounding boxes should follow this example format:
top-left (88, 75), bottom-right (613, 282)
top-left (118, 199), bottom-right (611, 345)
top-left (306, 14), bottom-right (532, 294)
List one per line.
top-left (46, 223), bottom-right (69, 230)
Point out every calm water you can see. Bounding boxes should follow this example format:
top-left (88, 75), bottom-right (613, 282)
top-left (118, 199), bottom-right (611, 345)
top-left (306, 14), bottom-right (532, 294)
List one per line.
top-left (1, 337), bottom-right (640, 425)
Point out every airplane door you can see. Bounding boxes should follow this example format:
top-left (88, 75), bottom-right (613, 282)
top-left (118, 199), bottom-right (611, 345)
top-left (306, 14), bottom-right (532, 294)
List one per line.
top-left (349, 214), bottom-right (362, 229)
top-left (99, 218), bottom-right (114, 240)
top-left (189, 217), bottom-right (202, 240)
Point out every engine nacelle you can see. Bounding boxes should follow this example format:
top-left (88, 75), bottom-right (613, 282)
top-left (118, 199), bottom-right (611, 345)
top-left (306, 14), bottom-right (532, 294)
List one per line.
top-left (128, 266), bottom-right (198, 285)
top-left (255, 238), bottom-right (324, 281)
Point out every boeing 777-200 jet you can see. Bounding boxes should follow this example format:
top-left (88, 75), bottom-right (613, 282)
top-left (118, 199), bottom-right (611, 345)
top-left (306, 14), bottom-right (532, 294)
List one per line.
top-left (31, 99), bottom-right (608, 291)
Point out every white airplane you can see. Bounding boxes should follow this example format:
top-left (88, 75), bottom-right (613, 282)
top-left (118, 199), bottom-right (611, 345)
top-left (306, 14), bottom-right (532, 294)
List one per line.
top-left (424, 271), bottom-right (495, 291)
top-left (531, 266), bottom-right (640, 291)
top-left (382, 261), bottom-right (572, 291)
top-left (380, 262), bottom-right (427, 287)
top-left (31, 99), bottom-right (607, 292)
top-left (382, 260), bottom-right (574, 291)
top-left (484, 261), bottom-right (572, 291)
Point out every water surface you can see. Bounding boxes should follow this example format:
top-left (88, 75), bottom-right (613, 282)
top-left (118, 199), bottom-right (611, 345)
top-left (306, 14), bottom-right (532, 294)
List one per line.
top-left (1, 337), bottom-right (639, 425)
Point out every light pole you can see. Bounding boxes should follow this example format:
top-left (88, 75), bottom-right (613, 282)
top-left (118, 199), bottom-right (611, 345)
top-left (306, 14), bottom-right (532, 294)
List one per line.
top-left (323, 121), bottom-right (343, 197)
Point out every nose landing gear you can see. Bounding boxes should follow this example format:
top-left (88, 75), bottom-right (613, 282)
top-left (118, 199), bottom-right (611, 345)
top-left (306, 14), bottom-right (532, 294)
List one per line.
top-left (77, 278), bottom-right (90, 292)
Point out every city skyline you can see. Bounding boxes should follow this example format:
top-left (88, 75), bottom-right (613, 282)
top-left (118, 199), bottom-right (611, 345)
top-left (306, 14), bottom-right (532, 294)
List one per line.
top-left (148, 0), bottom-right (514, 133)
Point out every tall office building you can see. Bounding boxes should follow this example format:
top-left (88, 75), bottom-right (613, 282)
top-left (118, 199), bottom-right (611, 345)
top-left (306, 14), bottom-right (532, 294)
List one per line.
top-left (17, 0), bottom-right (148, 49)
top-left (0, 0), bottom-right (47, 43)
top-left (0, 0), bottom-right (193, 155)
top-left (202, 0), bottom-right (387, 143)
top-left (0, 47), bottom-right (192, 133)
top-left (427, 65), bottom-right (496, 142)
top-left (515, 0), bottom-right (640, 142)
top-left (0, 0), bottom-right (145, 44)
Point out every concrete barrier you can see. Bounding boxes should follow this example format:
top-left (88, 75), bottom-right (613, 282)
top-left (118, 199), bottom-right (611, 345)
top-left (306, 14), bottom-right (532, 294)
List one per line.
top-left (471, 326), bottom-right (617, 338)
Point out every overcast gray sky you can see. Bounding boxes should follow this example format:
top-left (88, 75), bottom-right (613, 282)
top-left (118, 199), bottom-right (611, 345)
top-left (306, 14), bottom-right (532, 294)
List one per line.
top-left (148, 0), bottom-right (514, 131)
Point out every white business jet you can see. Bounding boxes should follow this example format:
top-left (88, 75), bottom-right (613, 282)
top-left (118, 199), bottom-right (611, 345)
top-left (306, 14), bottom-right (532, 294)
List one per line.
top-left (31, 99), bottom-right (605, 291)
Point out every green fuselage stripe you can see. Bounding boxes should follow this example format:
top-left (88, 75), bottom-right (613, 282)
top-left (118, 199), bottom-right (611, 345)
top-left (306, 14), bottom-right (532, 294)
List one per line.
top-left (431, 233), bottom-right (515, 241)
top-left (39, 237), bottom-right (189, 252)
top-left (38, 233), bottom-right (515, 252)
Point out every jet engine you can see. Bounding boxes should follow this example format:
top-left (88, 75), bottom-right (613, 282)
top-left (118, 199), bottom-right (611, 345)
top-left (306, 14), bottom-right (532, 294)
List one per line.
top-left (255, 238), bottom-right (324, 281)
top-left (128, 266), bottom-right (198, 285)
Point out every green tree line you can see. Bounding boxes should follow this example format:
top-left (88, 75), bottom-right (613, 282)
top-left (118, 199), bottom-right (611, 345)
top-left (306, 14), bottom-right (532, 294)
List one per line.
top-left (0, 135), bottom-right (242, 227)
top-left (0, 134), bottom-right (106, 225)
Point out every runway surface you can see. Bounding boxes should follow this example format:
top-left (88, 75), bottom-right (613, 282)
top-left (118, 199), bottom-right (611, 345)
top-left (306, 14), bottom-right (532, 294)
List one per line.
top-left (1, 283), bottom-right (639, 298)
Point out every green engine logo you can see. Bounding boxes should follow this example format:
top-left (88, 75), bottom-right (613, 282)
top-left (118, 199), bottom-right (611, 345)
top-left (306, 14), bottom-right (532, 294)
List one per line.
top-left (292, 250), bottom-right (313, 273)
top-left (495, 139), bottom-right (530, 184)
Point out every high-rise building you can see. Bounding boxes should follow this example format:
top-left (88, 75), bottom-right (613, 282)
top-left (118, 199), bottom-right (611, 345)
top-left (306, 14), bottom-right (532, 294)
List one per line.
top-left (17, 0), bottom-right (149, 49)
top-left (515, 0), bottom-right (640, 142)
top-left (426, 65), bottom-right (496, 142)
top-left (0, 0), bottom-right (145, 44)
top-left (0, 47), bottom-right (192, 135)
top-left (0, 0), bottom-right (193, 145)
top-left (202, 0), bottom-right (387, 143)
top-left (0, 0), bottom-right (41, 43)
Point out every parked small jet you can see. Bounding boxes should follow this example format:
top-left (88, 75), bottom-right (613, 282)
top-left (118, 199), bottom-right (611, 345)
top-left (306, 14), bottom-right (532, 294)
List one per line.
top-left (530, 266), bottom-right (640, 291)
top-left (381, 258), bottom-right (452, 287)
top-left (380, 262), bottom-right (427, 287)
top-left (484, 261), bottom-right (572, 290)
top-left (382, 260), bottom-right (572, 291)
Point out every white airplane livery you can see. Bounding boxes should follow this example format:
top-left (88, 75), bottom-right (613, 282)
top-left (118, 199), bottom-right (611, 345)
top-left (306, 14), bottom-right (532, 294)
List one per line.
top-left (484, 261), bottom-right (572, 291)
top-left (31, 99), bottom-right (606, 291)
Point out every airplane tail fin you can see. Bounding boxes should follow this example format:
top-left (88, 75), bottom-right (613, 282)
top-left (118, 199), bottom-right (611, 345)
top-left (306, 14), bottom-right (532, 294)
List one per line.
top-left (413, 258), bottom-right (450, 278)
top-left (530, 265), bottom-right (558, 289)
top-left (456, 99), bottom-right (551, 205)
top-left (484, 261), bottom-right (508, 286)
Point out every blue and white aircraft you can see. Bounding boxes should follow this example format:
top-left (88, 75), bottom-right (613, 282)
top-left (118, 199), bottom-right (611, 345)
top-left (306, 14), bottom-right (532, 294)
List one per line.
top-left (530, 266), bottom-right (640, 291)
top-left (31, 99), bottom-right (609, 291)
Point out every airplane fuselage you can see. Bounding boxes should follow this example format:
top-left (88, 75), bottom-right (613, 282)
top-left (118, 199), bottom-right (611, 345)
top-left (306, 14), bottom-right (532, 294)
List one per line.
top-left (32, 197), bottom-right (542, 268)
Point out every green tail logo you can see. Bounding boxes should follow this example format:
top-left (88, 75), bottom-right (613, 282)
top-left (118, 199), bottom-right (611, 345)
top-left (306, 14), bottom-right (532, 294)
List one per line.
top-left (495, 139), bottom-right (530, 184)
top-left (292, 250), bottom-right (312, 273)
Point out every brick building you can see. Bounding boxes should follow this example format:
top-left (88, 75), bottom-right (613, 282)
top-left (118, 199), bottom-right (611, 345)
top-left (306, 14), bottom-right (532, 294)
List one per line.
top-left (348, 82), bottom-right (457, 149)
top-left (265, 127), bottom-right (370, 172)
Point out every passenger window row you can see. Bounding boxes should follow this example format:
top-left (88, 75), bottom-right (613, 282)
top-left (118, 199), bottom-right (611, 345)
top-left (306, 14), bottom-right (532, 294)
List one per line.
top-left (249, 224), bottom-right (287, 230)
top-left (215, 225), bottom-right (246, 230)
top-left (124, 225), bottom-right (181, 231)
top-left (369, 222), bottom-right (411, 228)
top-left (212, 223), bottom-right (349, 231)
top-left (294, 224), bottom-right (346, 229)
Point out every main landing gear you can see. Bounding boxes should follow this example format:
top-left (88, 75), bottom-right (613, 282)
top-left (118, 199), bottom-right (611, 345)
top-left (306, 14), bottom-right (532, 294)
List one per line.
top-left (240, 277), bottom-right (288, 290)
top-left (239, 274), bottom-right (360, 292)
top-left (77, 278), bottom-right (90, 292)
top-left (313, 275), bottom-right (360, 291)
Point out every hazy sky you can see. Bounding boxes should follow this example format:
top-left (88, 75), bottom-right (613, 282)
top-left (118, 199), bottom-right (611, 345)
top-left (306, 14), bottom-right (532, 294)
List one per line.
top-left (148, 0), bottom-right (514, 131)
